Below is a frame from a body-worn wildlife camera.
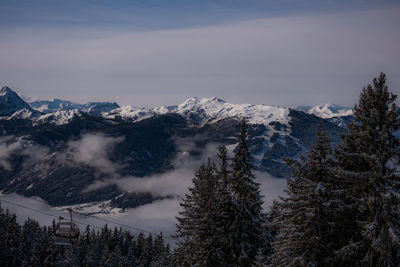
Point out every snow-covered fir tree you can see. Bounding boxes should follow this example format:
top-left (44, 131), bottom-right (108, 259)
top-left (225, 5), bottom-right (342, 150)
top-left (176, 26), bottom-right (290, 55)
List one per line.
top-left (253, 248), bottom-right (268, 267)
top-left (334, 73), bottom-right (400, 266)
top-left (229, 119), bottom-right (265, 266)
top-left (212, 145), bottom-right (237, 266)
top-left (175, 159), bottom-right (223, 266)
top-left (0, 202), bottom-right (172, 266)
top-left (270, 126), bottom-right (339, 266)
top-left (175, 120), bottom-right (268, 266)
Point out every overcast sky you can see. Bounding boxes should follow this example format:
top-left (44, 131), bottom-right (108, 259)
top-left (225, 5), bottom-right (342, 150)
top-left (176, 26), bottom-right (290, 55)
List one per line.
top-left (0, 0), bottom-right (399, 107)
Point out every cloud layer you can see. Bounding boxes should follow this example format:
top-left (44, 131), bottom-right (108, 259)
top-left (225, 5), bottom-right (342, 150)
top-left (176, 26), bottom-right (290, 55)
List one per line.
top-left (1, 7), bottom-right (399, 107)
top-left (0, 133), bottom-right (287, 239)
top-left (67, 134), bottom-right (124, 174)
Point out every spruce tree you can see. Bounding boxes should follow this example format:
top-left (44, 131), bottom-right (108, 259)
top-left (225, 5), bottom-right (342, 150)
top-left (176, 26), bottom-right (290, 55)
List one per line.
top-left (270, 126), bottom-right (338, 266)
top-left (229, 119), bottom-right (264, 266)
top-left (334, 73), bottom-right (400, 266)
top-left (175, 159), bottom-right (220, 266)
top-left (0, 205), bottom-right (9, 265)
top-left (213, 145), bottom-right (236, 266)
top-left (253, 249), bottom-right (268, 267)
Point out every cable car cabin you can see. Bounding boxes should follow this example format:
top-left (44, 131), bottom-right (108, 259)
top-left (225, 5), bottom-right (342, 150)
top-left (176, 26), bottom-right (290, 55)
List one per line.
top-left (54, 209), bottom-right (80, 246)
top-left (56, 222), bottom-right (80, 238)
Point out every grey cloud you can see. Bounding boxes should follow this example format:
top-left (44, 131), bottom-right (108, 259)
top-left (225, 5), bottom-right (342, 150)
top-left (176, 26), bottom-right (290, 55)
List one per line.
top-left (255, 171), bottom-right (287, 211)
top-left (84, 136), bottom-right (287, 211)
top-left (0, 133), bottom-right (287, 239)
top-left (0, 136), bottom-right (19, 171)
top-left (84, 138), bottom-right (220, 197)
top-left (0, 133), bottom-right (124, 179)
top-left (0, 7), bottom-right (399, 107)
top-left (66, 133), bottom-right (125, 174)
top-left (0, 137), bottom-right (51, 175)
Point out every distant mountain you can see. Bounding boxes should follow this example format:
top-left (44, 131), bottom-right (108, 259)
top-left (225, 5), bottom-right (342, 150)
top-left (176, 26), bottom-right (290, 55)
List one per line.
top-left (87, 102), bottom-right (120, 115)
top-left (29, 99), bottom-right (83, 113)
top-left (295, 103), bottom-right (352, 118)
top-left (0, 86), bottom-right (346, 212)
top-left (29, 98), bottom-right (119, 114)
top-left (0, 86), bottom-right (39, 117)
top-left (35, 109), bottom-right (83, 125)
top-left (105, 97), bottom-right (292, 126)
top-left (294, 103), bottom-right (353, 128)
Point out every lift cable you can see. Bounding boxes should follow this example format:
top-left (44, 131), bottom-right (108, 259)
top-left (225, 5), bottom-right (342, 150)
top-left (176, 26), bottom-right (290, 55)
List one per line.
top-left (0, 196), bottom-right (176, 241)
top-left (0, 197), bottom-right (103, 230)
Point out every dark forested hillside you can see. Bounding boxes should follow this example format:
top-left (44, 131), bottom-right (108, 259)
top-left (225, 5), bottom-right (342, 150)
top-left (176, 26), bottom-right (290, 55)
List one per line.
top-left (0, 203), bottom-right (172, 266)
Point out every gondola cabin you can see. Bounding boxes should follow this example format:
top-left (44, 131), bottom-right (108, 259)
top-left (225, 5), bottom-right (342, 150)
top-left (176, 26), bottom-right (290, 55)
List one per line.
top-left (54, 209), bottom-right (80, 246)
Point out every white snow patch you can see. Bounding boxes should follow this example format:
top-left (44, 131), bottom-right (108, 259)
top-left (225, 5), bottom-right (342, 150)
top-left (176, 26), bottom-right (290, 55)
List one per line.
top-left (36, 109), bottom-right (82, 125)
top-left (104, 97), bottom-right (290, 127)
top-left (8, 108), bottom-right (33, 120)
top-left (307, 103), bottom-right (353, 119)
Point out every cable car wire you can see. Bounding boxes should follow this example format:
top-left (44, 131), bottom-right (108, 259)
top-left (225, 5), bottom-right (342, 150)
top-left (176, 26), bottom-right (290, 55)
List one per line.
top-left (3, 194), bottom-right (176, 239)
top-left (0, 197), bottom-right (102, 230)
top-left (0, 195), bottom-right (176, 241)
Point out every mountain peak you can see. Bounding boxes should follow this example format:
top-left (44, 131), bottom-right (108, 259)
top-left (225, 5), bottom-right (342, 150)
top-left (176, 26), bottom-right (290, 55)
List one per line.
top-left (307, 103), bottom-right (352, 118)
top-left (0, 86), bottom-right (37, 117)
top-left (0, 86), bottom-right (14, 96)
top-left (202, 97), bottom-right (226, 103)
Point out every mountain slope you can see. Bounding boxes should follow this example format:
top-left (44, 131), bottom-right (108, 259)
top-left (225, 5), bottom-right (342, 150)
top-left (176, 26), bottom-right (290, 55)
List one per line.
top-left (0, 86), bottom-right (38, 117)
top-left (30, 98), bottom-right (120, 114)
top-left (295, 103), bottom-right (352, 119)
top-left (0, 87), bottom-right (345, 211)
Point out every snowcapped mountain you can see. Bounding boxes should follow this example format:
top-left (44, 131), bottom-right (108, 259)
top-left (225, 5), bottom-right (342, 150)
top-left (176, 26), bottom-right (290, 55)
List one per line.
top-left (293, 103), bottom-right (353, 128)
top-left (7, 108), bottom-right (35, 120)
top-left (29, 98), bottom-right (119, 114)
top-left (105, 97), bottom-right (290, 127)
top-left (103, 105), bottom-right (154, 121)
top-left (87, 102), bottom-right (120, 115)
top-left (296, 103), bottom-right (353, 119)
top-left (0, 86), bottom-right (39, 117)
top-left (29, 99), bottom-right (81, 113)
top-left (1, 86), bottom-right (352, 127)
top-left (164, 97), bottom-right (290, 126)
top-left (35, 109), bottom-right (83, 125)
top-left (0, 86), bottom-right (346, 210)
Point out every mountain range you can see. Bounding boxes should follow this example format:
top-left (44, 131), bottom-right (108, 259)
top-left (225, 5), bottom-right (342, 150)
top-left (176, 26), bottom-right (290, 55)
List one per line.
top-left (0, 86), bottom-right (351, 213)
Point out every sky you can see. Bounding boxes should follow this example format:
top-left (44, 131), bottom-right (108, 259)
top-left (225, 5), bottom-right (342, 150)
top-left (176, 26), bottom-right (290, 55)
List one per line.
top-left (0, 0), bottom-right (399, 107)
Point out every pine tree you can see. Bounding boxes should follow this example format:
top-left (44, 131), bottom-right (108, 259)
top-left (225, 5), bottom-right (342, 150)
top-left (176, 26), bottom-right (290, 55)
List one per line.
top-left (270, 126), bottom-right (338, 266)
top-left (0, 202), bottom-right (172, 266)
top-left (0, 204), bottom-right (9, 264)
top-left (334, 73), bottom-right (400, 266)
top-left (175, 159), bottom-right (220, 266)
top-left (212, 145), bottom-right (236, 266)
top-left (6, 211), bottom-right (21, 266)
top-left (253, 248), bottom-right (268, 267)
top-left (229, 119), bottom-right (264, 266)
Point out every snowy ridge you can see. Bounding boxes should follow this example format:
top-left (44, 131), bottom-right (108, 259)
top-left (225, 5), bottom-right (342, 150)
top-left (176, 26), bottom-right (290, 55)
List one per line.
top-left (162, 97), bottom-right (290, 126)
top-left (105, 97), bottom-right (290, 126)
top-left (36, 109), bottom-right (83, 125)
top-left (103, 105), bottom-right (154, 121)
top-left (1, 86), bottom-right (352, 127)
top-left (7, 108), bottom-right (34, 120)
top-left (306, 103), bottom-right (352, 119)
top-left (0, 86), bottom-right (38, 117)
top-left (30, 98), bottom-right (120, 114)
top-left (58, 200), bottom-right (123, 215)
top-left (29, 98), bottom-right (82, 113)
